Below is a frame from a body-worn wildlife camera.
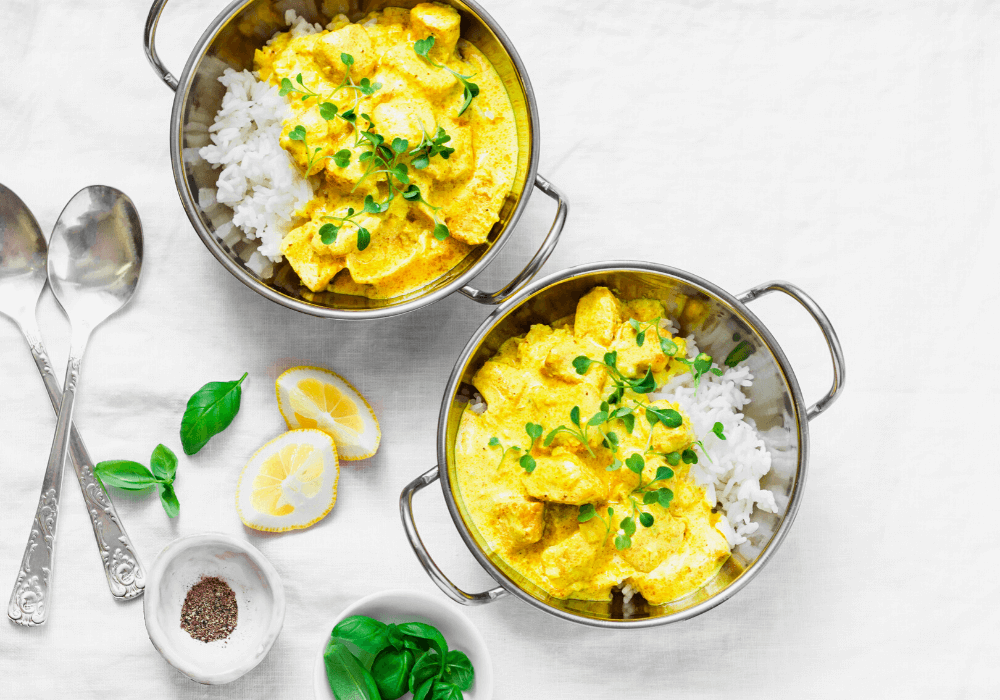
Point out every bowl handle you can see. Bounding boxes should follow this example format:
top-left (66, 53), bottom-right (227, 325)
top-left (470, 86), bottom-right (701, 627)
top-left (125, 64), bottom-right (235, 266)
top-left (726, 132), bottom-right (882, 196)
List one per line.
top-left (737, 281), bottom-right (846, 421)
top-left (400, 466), bottom-right (509, 605)
top-left (459, 174), bottom-right (568, 305)
top-left (144, 0), bottom-right (179, 90)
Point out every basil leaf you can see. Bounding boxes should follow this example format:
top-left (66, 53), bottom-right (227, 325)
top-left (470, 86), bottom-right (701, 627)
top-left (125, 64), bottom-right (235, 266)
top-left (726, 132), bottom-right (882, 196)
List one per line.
top-left (396, 622), bottom-right (448, 660)
top-left (430, 680), bottom-right (464, 700)
top-left (442, 650), bottom-right (474, 690)
top-left (157, 483), bottom-right (180, 518)
top-left (150, 444), bottom-right (177, 482)
top-left (333, 615), bottom-right (390, 655)
top-left (413, 678), bottom-right (436, 700)
top-left (324, 641), bottom-right (380, 700)
top-left (410, 652), bottom-right (443, 694)
top-left (371, 647), bottom-right (414, 700)
top-left (179, 373), bottom-right (247, 455)
top-left (93, 461), bottom-right (157, 491)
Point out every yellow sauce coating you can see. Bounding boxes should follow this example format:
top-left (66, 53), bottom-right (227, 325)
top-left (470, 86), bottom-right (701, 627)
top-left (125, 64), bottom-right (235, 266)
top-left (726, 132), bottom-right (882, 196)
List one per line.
top-left (254, 3), bottom-right (517, 298)
top-left (455, 288), bottom-right (732, 605)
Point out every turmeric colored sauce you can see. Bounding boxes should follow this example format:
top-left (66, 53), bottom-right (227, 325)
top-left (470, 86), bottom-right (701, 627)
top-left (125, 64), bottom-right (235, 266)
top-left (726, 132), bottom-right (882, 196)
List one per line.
top-left (455, 288), bottom-right (732, 605)
top-left (255, 3), bottom-right (517, 298)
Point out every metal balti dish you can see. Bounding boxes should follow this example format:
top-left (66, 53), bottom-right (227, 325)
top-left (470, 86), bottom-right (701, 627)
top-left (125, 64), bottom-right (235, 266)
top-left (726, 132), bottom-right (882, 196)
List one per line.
top-left (143, 0), bottom-right (567, 319)
top-left (400, 261), bottom-right (846, 627)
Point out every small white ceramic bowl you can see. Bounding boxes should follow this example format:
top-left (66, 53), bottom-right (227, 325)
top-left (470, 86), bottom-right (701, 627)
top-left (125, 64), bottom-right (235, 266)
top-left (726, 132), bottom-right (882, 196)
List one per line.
top-left (144, 532), bottom-right (285, 684)
top-left (313, 589), bottom-right (493, 700)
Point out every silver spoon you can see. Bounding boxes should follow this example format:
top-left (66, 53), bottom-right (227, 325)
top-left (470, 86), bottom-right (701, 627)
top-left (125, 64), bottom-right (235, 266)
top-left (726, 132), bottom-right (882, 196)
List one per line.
top-left (0, 184), bottom-right (145, 609)
top-left (6, 185), bottom-right (143, 626)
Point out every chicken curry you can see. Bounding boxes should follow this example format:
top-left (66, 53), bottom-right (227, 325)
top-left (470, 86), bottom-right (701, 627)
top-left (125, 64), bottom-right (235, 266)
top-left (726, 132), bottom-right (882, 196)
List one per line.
top-left (455, 287), bottom-right (732, 605)
top-left (255, 3), bottom-right (517, 298)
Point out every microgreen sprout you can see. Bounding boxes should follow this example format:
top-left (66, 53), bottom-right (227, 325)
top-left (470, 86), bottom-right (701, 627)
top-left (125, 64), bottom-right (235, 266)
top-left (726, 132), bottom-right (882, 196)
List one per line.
top-left (628, 317), bottom-right (680, 356)
top-left (409, 126), bottom-right (455, 169)
top-left (413, 36), bottom-right (480, 115)
top-left (287, 124), bottom-right (325, 173)
top-left (578, 504), bottom-right (615, 545)
top-left (487, 435), bottom-right (521, 471)
top-left (542, 405), bottom-right (598, 458)
top-left (573, 351), bottom-right (656, 397)
top-left (402, 185), bottom-right (450, 240)
top-left (318, 194), bottom-right (387, 250)
top-left (675, 351), bottom-right (723, 389)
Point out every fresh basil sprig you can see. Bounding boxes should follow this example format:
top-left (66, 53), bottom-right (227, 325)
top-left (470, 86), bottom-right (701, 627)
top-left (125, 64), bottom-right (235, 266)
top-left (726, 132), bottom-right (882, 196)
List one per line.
top-left (94, 444), bottom-right (180, 517)
top-left (180, 373), bottom-right (247, 455)
top-left (326, 615), bottom-right (475, 700)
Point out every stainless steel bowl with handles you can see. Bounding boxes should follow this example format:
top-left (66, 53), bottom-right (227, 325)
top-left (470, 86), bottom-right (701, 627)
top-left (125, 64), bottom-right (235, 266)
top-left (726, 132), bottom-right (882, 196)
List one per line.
top-left (400, 261), bottom-right (845, 627)
top-left (144, 0), bottom-right (567, 319)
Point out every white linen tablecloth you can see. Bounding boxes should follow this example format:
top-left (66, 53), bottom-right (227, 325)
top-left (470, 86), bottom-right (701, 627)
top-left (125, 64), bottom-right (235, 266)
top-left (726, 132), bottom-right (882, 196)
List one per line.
top-left (1, 0), bottom-right (997, 697)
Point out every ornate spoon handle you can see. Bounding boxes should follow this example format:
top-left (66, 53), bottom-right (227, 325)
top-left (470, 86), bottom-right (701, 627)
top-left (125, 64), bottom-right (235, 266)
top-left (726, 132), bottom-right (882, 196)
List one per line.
top-left (22, 324), bottom-right (145, 602)
top-left (10, 331), bottom-right (88, 625)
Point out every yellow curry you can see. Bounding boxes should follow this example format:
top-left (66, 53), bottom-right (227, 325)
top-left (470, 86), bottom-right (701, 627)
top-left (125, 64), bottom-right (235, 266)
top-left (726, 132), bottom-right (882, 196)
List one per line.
top-left (255, 3), bottom-right (517, 298)
top-left (455, 288), bottom-right (732, 605)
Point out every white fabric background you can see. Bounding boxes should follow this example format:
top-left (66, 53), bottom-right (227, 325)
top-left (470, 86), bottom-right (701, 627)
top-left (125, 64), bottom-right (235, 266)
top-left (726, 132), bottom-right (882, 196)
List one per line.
top-left (1, 0), bottom-right (997, 697)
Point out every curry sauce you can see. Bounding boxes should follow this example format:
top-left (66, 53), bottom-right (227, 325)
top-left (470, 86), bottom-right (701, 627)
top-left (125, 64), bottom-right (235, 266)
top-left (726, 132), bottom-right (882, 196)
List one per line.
top-left (455, 288), bottom-right (732, 605)
top-left (254, 3), bottom-right (517, 298)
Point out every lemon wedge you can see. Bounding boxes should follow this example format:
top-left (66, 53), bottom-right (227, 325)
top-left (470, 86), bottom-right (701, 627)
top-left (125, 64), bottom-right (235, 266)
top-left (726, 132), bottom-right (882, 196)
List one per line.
top-left (276, 366), bottom-right (380, 460)
top-left (236, 429), bottom-right (339, 532)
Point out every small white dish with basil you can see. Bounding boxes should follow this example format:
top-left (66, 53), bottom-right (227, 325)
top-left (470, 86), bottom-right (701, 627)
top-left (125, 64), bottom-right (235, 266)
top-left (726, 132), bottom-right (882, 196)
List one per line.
top-left (313, 589), bottom-right (492, 700)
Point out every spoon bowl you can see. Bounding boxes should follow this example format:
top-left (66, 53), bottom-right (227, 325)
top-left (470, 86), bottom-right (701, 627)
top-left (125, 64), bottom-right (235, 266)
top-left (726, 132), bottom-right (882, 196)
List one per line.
top-left (47, 186), bottom-right (143, 331)
top-left (0, 184), bottom-right (47, 328)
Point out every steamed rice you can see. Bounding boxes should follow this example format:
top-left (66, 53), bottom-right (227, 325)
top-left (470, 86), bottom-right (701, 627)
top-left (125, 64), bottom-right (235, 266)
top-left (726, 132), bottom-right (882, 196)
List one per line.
top-left (650, 332), bottom-right (776, 548)
top-left (197, 11), bottom-right (322, 265)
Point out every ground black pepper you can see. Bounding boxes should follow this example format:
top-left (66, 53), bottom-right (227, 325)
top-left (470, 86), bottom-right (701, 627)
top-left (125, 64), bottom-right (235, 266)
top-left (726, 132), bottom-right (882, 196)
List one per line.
top-left (180, 576), bottom-right (238, 643)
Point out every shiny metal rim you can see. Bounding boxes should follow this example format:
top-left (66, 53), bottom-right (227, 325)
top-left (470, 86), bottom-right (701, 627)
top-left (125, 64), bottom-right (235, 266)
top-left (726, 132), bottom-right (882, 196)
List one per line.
top-left (167, 0), bottom-right (542, 319)
top-left (435, 260), bottom-right (811, 628)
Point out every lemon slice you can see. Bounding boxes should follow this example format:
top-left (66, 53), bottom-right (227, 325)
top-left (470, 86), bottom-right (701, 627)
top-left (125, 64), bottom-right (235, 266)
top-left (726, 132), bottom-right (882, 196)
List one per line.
top-left (276, 366), bottom-right (381, 460)
top-left (236, 429), bottom-right (339, 532)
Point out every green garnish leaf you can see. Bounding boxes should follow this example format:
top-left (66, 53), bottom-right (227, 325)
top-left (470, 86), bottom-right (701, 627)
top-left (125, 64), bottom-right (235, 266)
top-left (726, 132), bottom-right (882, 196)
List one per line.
top-left (432, 223), bottom-right (449, 241)
top-left (654, 466), bottom-right (674, 482)
top-left (657, 488), bottom-right (674, 508)
top-left (341, 52), bottom-right (355, 66)
top-left (525, 423), bottom-right (543, 440)
top-left (332, 149), bottom-right (351, 167)
top-left (614, 534), bottom-right (631, 550)
top-left (681, 448), bottom-right (698, 464)
top-left (371, 647), bottom-right (415, 700)
top-left (414, 36), bottom-right (435, 58)
top-left (570, 405), bottom-right (581, 426)
top-left (639, 511), bottom-right (654, 528)
top-left (149, 443), bottom-right (177, 482)
top-left (332, 615), bottom-right (390, 654)
top-left (666, 451), bottom-right (681, 466)
top-left (622, 516), bottom-right (636, 537)
top-left (659, 336), bottom-right (679, 356)
top-left (157, 483), bottom-right (180, 518)
top-left (606, 458), bottom-right (623, 472)
top-left (621, 413), bottom-right (635, 434)
top-left (392, 137), bottom-right (409, 154)
top-left (488, 436), bottom-right (500, 447)
top-left (319, 102), bottom-right (338, 120)
top-left (324, 640), bottom-right (381, 700)
top-left (519, 454), bottom-right (536, 473)
top-left (319, 223), bottom-right (339, 244)
top-left (288, 124), bottom-right (306, 142)
top-left (636, 330), bottom-right (646, 347)
top-left (357, 228), bottom-right (371, 251)
top-left (179, 372), bottom-right (247, 455)
top-left (442, 650), bottom-right (474, 691)
top-left (643, 491), bottom-right (659, 505)
top-left (279, 77), bottom-right (293, 96)
top-left (572, 356), bottom-right (592, 374)
top-left (578, 503), bottom-right (596, 522)
top-left (711, 422), bottom-right (727, 440)
top-left (587, 411), bottom-right (608, 427)
top-left (93, 461), bottom-right (157, 491)
top-left (625, 453), bottom-right (645, 474)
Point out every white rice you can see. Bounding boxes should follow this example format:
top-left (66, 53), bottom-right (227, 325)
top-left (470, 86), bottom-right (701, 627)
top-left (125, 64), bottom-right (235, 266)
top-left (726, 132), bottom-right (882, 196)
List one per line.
top-left (197, 12), bottom-right (320, 264)
top-left (651, 333), bottom-right (776, 548)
